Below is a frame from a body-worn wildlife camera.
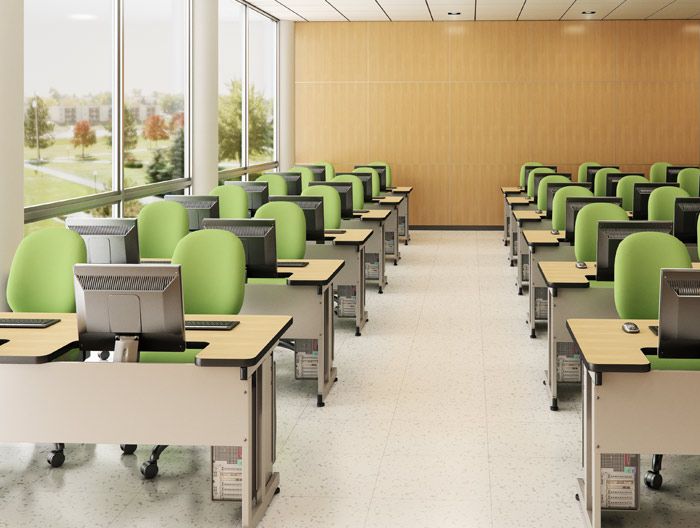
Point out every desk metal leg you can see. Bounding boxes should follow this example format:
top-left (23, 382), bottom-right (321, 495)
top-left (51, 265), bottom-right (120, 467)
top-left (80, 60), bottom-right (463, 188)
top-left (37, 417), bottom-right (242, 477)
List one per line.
top-left (317, 285), bottom-right (337, 407)
top-left (503, 196), bottom-right (510, 246)
top-left (398, 194), bottom-right (410, 245)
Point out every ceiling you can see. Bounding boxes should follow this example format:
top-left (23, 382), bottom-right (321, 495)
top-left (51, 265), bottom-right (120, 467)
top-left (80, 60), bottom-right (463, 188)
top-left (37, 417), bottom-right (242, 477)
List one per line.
top-left (247, 0), bottom-right (700, 22)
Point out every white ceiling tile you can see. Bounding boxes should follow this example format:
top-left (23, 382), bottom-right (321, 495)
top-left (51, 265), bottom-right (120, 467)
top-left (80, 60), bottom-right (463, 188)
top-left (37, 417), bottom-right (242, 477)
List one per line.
top-left (476, 1), bottom-right (525, 20)
top-left (649, 0), bottom-right (700, 19)
top-left (378, 0), bottom-right (432, 20)
top-left (330, 0), bottom-right (389, 20)
top-left (430, 1), bottom-right (476, 21)
top-left (604, 0), bottom-right (670, 20)
top-left (519, 0), bottom-right (572, 20)
top-left (562, 0), bottom-right (626, 20)
top-left (247, 0), bottom-right (306, 20)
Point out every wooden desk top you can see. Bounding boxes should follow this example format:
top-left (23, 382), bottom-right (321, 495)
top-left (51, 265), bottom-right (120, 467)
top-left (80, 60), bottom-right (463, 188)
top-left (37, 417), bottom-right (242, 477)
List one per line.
top-left (277, 259), bottom-right (344, 286)
top-left (507, 197), bottom-right (532, 205)
top-left (514, 210), bottom-right (545, 222)
top-left (501, 186), bottom-right (524, 194)
top-left (523, 229), bottom-right (566, 246)
top-left (391, 186), bottom-right (413, 194)
top-left (324, 229), bottom-right (372, 246)
top-left (374, 196), bottom-right (403, 205)
top-left (353, 209), bottom-right (391, 221)
top-left (0, 312), bottom-right (292, 367)
top-left (567, 318), bottom-right (655, 373)
top-left (539, 261), bottom-right (596, 288)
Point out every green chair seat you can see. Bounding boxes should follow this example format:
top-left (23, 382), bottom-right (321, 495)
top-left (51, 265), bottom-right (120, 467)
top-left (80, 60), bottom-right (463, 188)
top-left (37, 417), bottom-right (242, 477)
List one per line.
top-left (302, 185), bottom-right (341, 229)
top-left (353, 167), bottom-right (380, 198)
top-left (369, 161), bottom-right (392, 188)
top-left (616, 175), bottom-right (648, 212)
top-left (211, 185), bottom-right (249, 218)
top-left (646, 354), bottom-right (700, 371)
top-left (578, 162), bottom-right (600, 183)
top-left (333, 174), bottom-right (365, 210)
top-left (537, 175), bottom-right (571, 212)
top-left (551, 186), bottom-right (594, 231)
top-left (520, 162), bottom-right (542, 188)
top-left (290, 166), bottom-right (315, 191)
top-left (648, 186), bottom-right (689, 222)
top-left (257, 173), bottom-right (288, 196)
top-left (588, 280), bottom-right (614, 289)
top-left (138, 200), bottom-right (189, 259)
top-left (254, 201), bottom-right (307, 259)
top-left (678, 168), bottom-right (700, 197)
top-left (248, 277), bottom-right (288, 285)
top-left (316, 162), bottom-right (336, 181)
top-left (527, 167), bottom-right (556, 198)
top-left (574, 202), bottom-right (628, 262)
top-left (593, 168), bottom-right (621, 197)
top-left (650, 162), bottom-right (672, 183)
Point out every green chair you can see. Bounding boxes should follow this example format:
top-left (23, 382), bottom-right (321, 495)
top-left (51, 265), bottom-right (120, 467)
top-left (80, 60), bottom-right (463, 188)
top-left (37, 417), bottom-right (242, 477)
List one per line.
top-left (138, 228), bottom-right (246, 479)
top-left (210, 185), bottom-right (249, 219)
top-left (593, 167), bottom-right (621, 197)
top-left (574, 203), bottom-right (628, 263)
top-left (333, 174), bottom-right (365, 210)
top-left (290, 166), bottom-right (315, 191)
top-left (369, 161), bottom-right (392, 188)
top-left (578, 162), bottom-right (600, 183)
top-left (316, 162), bottom-right (335, 181)
top-left (614, 230), bottom-right (694, 490)
top-left (551, 186), bottom-right (594, 232)
top-left (650, 162), bottom-right (672, 183)
top-left (302, 185), bottom-right (341, 229)
top-left (537, 175), bottom-right (571, 212)
top-left (137, 200), bottom-right (189, 259)
top-left (678, 168), bottom-right (700, 197)
top-left (254, 201), bottom-right (306, 259)
top-left (527, 167), bottom-right (556, 199)
top-left (519, 162), bottom-right (542, 188)
top-left (616, 175), bottom-right (648, 212)
top-left (257, 173), bottom-right (288, 196)
top-left (648, 186), bottom-right (689, 221)
top-left (353, 167), bottom-right (380, 198)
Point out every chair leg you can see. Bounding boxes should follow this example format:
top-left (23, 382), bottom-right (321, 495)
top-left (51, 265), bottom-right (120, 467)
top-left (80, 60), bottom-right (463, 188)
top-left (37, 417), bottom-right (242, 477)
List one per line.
top-left (644, 454), bottom-right (664, 490)
top-left (47, 443), bottom-right (65, 467)
top-left (141, 445), bottom-right (168, 479)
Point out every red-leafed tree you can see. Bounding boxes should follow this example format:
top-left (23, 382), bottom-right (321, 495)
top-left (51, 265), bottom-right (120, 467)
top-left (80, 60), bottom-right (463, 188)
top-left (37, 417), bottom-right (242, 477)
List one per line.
top-left (143, 114), bottom-right (170, 147)
top-left (72, 119), bottom-right (96, 159)
top-left (170, 111), bottom-right (184, 132)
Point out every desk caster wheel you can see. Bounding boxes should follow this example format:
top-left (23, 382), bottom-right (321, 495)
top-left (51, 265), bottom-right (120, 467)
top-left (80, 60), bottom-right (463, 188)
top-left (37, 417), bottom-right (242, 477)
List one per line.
top-left (355, 327), bottom-right (361, 337)
top-left (518, 288), bottom-right (523, 296)
top-left (378, 288), bottom-right (383, 294)
top-left (644, 471), bottom-right (663, 490)
top-left (317, 395), bottom-right (325, 408)
top-left (98, 350), bottom-right (111, 360)
top-left (141, 461), bottom-right (159, 479)
top-left (47, 451), bottom-right (65, 468)
top-left (575, 493), bottom-right (580, 502)
top-left (120, 444), bottom-right (137, 455)
top-left (275, 487), bottom-right (281, 495)
top-left (394, 261), bottom-right (397, 266)
top-left (530, 330), bottom-right (536, 339)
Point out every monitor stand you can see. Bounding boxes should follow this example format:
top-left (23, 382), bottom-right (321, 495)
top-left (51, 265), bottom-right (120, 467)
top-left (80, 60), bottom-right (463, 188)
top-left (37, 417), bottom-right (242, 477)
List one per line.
top-left (114, 335), bottom-right (140, 363)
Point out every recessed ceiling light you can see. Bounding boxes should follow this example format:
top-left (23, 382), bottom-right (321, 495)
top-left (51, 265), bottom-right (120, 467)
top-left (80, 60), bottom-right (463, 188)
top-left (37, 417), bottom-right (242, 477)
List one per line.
top-left (581, 11), bottom-right (596, 15)
top-left (69, 13), bottom-right (97, 21)
top-left (448, 12), bottom-right (461, 16)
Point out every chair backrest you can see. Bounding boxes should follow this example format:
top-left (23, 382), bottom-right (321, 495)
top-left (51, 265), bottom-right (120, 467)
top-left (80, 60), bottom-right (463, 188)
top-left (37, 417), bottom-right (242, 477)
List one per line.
top-left (650, 161), bottom-right (672, 183)
top-left (290, 166), bottom-right (315, 191)
top-left (7, 227), bottom-right (87, 313)
top-left (614, 232), bottom-right (692, 319)
top-left (137, 200), bottom-right (190, 259)
top-left (615, 175), bottom-right (648, 212)
top-left (578, 162), bottom-right (600, 183)
top-left (537, 175), bottom-right (571, 211)
top-left (678, 168), bottom-right (700, 197)
top-left (333, 174), bottom-right (365, 209)
top-left (353, 167), bottom-right (380, 198)
top-left (526, 167), bottom-right (556, 198)
top-left (574, 203), bottom-right (628, 262)
top-left (210, 184), bottom-right (249, 219)
top-left (593, 167), bottom-right (621, 197)
top-left (648, 186), bottom-right (690, 221)
top-left (302, 185), bottom-right (341, 229)
top-left (256, 173), bottom-right (288, 196)
top-left (317, 162), bottom-right (335, 181)
top-left (551, 186), bottom-right (594, 231)
top-left (172, 229), bottom-right (246, 314)
top-left (254, 201), bottom-right (306, 259)
top-left (519, 162), bottom-right (542, 188)
top-left (369, 161), bottom-right (392, 187)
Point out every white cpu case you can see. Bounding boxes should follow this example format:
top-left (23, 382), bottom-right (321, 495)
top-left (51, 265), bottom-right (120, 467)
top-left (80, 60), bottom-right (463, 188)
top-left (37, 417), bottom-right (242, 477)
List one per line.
top-left (365, 254), bottom-right (380, 280)
top-left (384, 232), bottom-right (395, 255)
top-left (336, 285), bottom-right (357, 318)
top-left (600, 454), bottom-right (640, 510)
top-left (295, 339), bottom-right (318, 379)
top-left (212, 446), bottom-right (243, 501)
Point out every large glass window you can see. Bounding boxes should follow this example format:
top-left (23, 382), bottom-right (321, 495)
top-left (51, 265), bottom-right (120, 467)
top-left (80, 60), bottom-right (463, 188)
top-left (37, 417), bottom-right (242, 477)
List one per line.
top-left (247, 10), bottom-right (276, 165)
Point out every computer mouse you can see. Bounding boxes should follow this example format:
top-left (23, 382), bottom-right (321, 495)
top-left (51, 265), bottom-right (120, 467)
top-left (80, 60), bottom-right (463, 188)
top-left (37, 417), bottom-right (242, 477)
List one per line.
top-left (575, 261), bottom-right (587, 269)
top-left (622, 322), bottom-right (640, 334)
top-left (551, 229), bottom-right (560, 235)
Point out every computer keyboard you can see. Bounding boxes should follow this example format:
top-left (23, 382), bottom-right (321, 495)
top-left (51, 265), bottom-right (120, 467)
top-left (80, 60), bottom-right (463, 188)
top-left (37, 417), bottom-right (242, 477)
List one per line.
top-left (0, 318), bottom-right (60, 329)
top-left (280, 262), bottom-right (309, 268)
top-left (185, 320), bottom-right (239, 331)
top-left (325, 229), bottom-right (347, 235)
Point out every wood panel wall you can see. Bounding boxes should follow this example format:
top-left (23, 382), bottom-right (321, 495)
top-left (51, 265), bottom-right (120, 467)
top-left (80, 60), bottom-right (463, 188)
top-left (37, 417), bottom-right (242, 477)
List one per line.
top-left (294, 21), bottom-right (700, 226)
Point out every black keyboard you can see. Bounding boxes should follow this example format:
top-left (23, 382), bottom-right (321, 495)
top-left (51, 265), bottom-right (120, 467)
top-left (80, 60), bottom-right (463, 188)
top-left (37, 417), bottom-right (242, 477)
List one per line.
top-left (0, 318), bottom-right (60, 329)
top-left (185, 320), bottom-right (239, 331)
top-left (355, 210), bottom-right (369, 214)
top-left (325, 229), bottom-right (347, 235)
top-left (280, 262), bottom-right (309, 268)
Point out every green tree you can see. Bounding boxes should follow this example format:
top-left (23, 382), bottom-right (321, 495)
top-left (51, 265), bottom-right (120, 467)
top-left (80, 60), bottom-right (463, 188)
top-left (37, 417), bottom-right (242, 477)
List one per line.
top-left (24, 96), bottom-right (55, 161)
top-left (146, 149), bottom-right (172, 184)
top-left (169, 127), bottom-right (185, 180)
top-left (159, 93), bottom-right (184, 115)
top-left (105, 107), bottom-right (138, 151)
top-left (248, 85), bottom-right (274, 161)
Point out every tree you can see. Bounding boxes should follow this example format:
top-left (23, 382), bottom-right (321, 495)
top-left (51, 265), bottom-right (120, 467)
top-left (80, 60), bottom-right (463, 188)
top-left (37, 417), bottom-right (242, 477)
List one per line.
top-left (143, 114), bottom-right (169, 147)
top-left (24, 96), bottom-right (55, 161)
top-left (159, 93), bottom-right (184, 115)
top-left (105, 107), bottom-right (138, 151)
top-left (248, 85), bottom-right (274, 160)
top-left (169, 127), bottom-right (185, 180)
top-left (170, 111), bottom-right (184, 132)
top-left (146, 148), bottom-right (172, 184)
top-left (72, 120), bottom-right (97, 159)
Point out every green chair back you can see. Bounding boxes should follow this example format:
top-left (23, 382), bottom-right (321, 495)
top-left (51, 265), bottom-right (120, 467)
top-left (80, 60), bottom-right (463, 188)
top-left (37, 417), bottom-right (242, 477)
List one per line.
top-left (290, 166), bottom-right (315, 191)
top-left (650, 162), bottom-right (672, 183)
top-left (551, 186), bottom-right (594, 231)
top-left (302, 185), bottom-right (341, 229)
top-left (648, 186), bottom-right (689, 221)
top-left (137, 200), bottom-right (190, 259)
top-left (574, 203), bottom-right (628, 262)
top-left (333, 174), bottom-right (365, 209)
top-left (678, 168), bottom-right (700, 197)
top-left (527, 167), bottom-right (556, 198)
top-left (353, 167), bottom-right (380, 198)
top-left (537, 175), bottom-right (571, 211)
top-left (578, 162), bottom-right (600, 183)
top-left (519, 162), bottom-right (542, 188)
top-left (256, 173), bottom-right (288, 196)
top-left (593, 167), bottom-right (621, 197)
top-left (614, 232), bottom-right (691, 319)
top-left (615, 175), bottom-right (648, 212)
top-left (6, 227), bottom-right (87, 313)
top-left (254, 201), bottom-right (306, 259)
top-left (369, 161), bottom-right (392, 187)
top-left (316, 162), bottom-right (335, 181)
top-left (210, 185), bottom-right (249, 219)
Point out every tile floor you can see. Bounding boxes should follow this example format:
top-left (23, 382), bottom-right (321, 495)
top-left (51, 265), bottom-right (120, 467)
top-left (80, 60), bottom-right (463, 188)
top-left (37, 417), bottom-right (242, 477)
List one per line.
top-left (1, 230), bottom-right (698, 527)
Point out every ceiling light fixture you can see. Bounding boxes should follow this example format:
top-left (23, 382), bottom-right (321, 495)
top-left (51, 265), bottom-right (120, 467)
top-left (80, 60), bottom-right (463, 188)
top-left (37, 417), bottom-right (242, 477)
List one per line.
top-left (448, 12), bottom-right (461, 16)
top-left (581, 11), bottom-right (596, 15)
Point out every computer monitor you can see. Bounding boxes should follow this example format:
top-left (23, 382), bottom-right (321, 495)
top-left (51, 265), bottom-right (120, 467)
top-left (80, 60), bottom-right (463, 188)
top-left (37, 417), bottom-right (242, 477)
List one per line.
top-left (545, 182), bottom-right (592, 218)
top-left (673, 197), bottom-right (700, 243)
top-left (632, 182), bottom-right (678, 220)
top-left (658, 269), bottom-right (700, 359)
top-left (298, 164), bottom-right (325, 181)
top-left (66, 217), bottom-right (139, 264)
top-left (524, 165), bottom-right (557, 183)
top-left (277, 172), bottom-right (302, 195)
top-left (587, 165), bottom-right (619, 182)
top-left (605, 172), bottom-right (643, 197)
top-left (269, 196), bottom-right (325, 243)
top-left (74, 264), bottom-right (186, 362)
top-left (164, 195), bottom-right (220, 231)
top-left (355, 165), bottom-right (388, 192)
top-left (308, 181), bottom-right (354, 219)
top-left (596, 221), bottom-right (673, 281)
top-left (225, 181), bottom-right (269, 214)
top-left (564, 197), bottom-right (622, 244)
top-left (533, 172), bottom-right (571, 203)
top-left (666, 165), bottom-right (698, 184)
top-left (337, 172), bottom-right (372, 203)
top-left (201, 218), bottom-right (277, 278)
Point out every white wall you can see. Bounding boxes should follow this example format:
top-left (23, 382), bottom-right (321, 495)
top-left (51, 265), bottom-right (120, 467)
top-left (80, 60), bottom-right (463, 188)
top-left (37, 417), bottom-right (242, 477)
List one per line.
top-left (278, 21), bottom-right (295, 171)
top-left (0, 0), bottom-right (24, 310)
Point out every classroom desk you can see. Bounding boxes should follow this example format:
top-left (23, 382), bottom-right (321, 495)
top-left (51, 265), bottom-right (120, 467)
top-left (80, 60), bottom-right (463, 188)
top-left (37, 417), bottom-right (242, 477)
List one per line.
top-left (368, 195), bottom-right (404, 265)
top-left (513, 210), bottom-right (548, 294)
top-left (0, 312), bottom-right (292, 528)
top-left (506, 196), bottom-right (535, 265)
top-left (501, 186), bottom-right (525, 246)
top-left (304, 229), bottom-right (372, 336)
top-left (389, 186), bottom-right (413, 244)
top-left (566, 319), bottom-right (700, 528)
top-left (341, 210), bottom-right (390, 293)
top-left (241, 259), bottom-right (344, 407)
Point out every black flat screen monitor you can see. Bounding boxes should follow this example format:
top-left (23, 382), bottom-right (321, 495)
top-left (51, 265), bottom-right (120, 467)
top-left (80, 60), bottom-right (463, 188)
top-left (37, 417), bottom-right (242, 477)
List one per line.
top-left (308, 181), bottom-right (354, 219)
top-left (277, 172), bottom-right (302, 195)
top-left (564, 197), bottom-right (622, 244)
top-left (605, 172), bottom-right (643, 197)
top-left (225, 181), bottom-right (269, 214)
top-left (164, 195), bottom-right (220, 231)
top-left (658, 269), bottom-right (700, 359)
top-left (269, 196), bottom-right (325, 243)
top-left (666, 166), bottom-right (699, 184)
top-left (66, 217), bottom-right (139, 264)
top-left (587, 165), bottom-right (619, 183)
top-left (355, 165), bottom-right (387, 192)
top-left (337, 172), bottom-right (372, 202)
top-left (673, 197), bottom-right (700, 244)
top-left (299, 164), bottom-right (325, 181)
top-left (632, 182), bottom-right (678, 220)
top-left (533, 172), bottom-right (571, 202)
top-left (545, 182), bottom-right (592, 218)
top-left (524, 165), bottom-right (557, 182)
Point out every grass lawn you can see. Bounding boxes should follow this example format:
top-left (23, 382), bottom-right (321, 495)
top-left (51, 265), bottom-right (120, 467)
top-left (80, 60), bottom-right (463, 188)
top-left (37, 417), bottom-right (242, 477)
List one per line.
top-left (24, 167), bottom-right (94, 206)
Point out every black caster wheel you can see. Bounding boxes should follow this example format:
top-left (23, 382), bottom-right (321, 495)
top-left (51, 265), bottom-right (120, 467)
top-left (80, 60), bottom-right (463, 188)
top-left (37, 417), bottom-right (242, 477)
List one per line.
top-left (530, 330), bottom-right (536, 339)
top-left (334, 377), bottom-right (338, 382)
top-left (550, 399), bottom-right (559, 411)
top-left (393, 261), bottom-right (397, 266)
top-left (378, 288), bottom-right (383, 294)
top-left (98, 350), bottom-right (111, 360)
top-left (644, 471), bottom-right (663, 490)
top-left (575, 493), bottom-right (580, 501)
top-left (316, 395), bottom-right (325, 408)
top-left (47, 451), bottom-right (65, 468)
top-left (518, 288), bottom-right (523, 296)
top-left (404, 241), bottom-right (408, 246)
top-left (141, 461), bottom-right (159, 479)
top-left (120, 444), bottom-right (137, 455)
top-left (275, 487), bottom-right (281, 495)
top-left (355, 328), bottom-right (361, 337)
